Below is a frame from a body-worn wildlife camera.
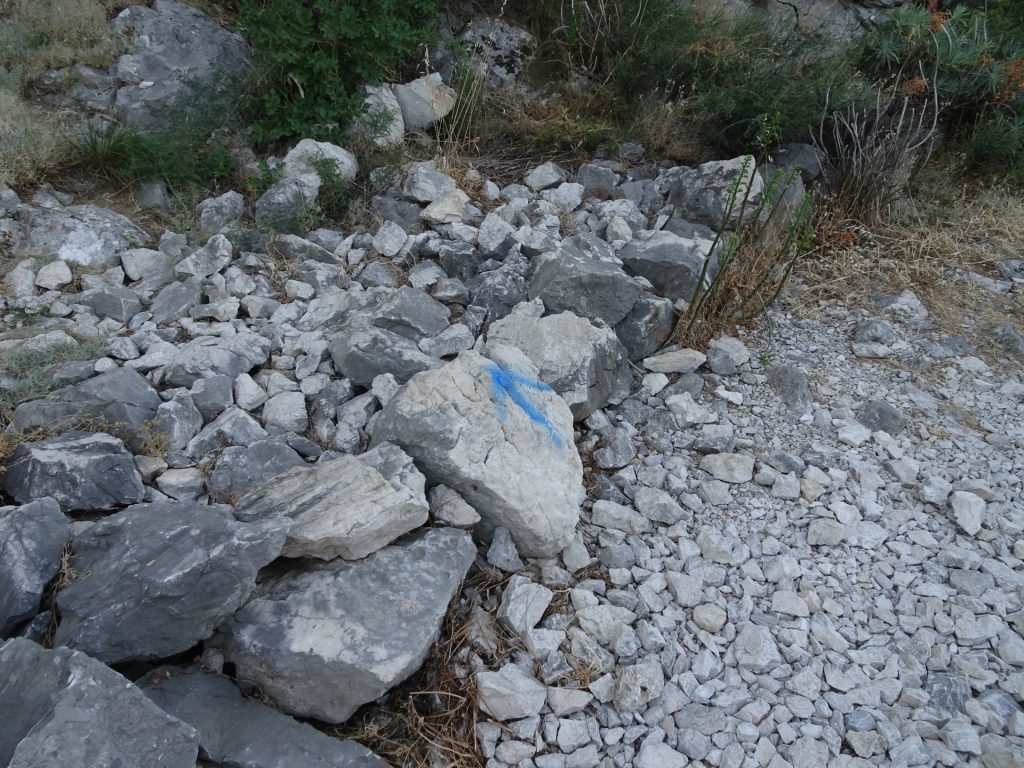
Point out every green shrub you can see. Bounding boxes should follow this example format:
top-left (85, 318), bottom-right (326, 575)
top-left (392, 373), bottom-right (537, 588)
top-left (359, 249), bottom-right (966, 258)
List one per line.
top-left (514, 1), bottom-right (861, 157)
top-left (857, 4), bottom-right (1024, 176)
top-left (237, 0), bottom-right (438, 144)
top-left (70, 121), bottom-right (237, 190)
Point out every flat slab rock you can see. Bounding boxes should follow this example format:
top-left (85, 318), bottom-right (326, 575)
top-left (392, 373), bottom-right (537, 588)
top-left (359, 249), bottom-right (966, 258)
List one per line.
top-left (214, 527), bottom-right (477, 724)
top-left (140, 669), bottom-right (385, 768)
top-left (234, 442), bottom-right (428, 560)
top-left (371, 347), bottom-right (582, 557)
top-left (0, 638), bottom-right (198, 768)
top-left (54, 502), bottom-right (287, 663)
top-left (2, 431), bottom-right (145, 513)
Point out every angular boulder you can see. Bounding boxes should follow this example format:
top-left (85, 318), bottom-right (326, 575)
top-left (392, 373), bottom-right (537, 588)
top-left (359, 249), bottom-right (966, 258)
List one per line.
top-left (487, 303), bottom-right (631, 419)
top-left (282, 139), bottom-right (358, 183)
top-left (0, 498), bottom-right (70, 637)
top-left (140, 669), bottom-right (385, 768)
top-left (2, 432), bottom-right (144, 512)
top-left (0, 638), bottom-right (198, 768)
top-left (529, 246), bottom-right (641, 328)
top-left (111, 0), bottom-right (254, 130)
top-left (156, 331), bottom-right (272, 387)
top-left (235, 442), bottom-right (429, 561)
top-left (620, 230), bottom-right (714, 302)
top-left (53, 502), bottom-right (286, 663)
top-left (393, 73), bottom-right (457, 130)
top-left (9, 204), bottom-right (151, 268)
top-left (665, 155), bottom-right (764, 228)
top-left (372, 348), bottom-right (582, 557)
top-left (214, 528), bottom-right (477, 723)
top-left (329, 324), bottom-right (442, 387)
top-left (9, 367), bottom-right (161, 450)
top-left (206, 439), bottom-right (307, 502)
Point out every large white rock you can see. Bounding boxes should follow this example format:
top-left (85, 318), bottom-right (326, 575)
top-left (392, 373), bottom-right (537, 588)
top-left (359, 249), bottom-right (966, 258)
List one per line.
top-left (371, 347), bottom-right (582, 557)
top-left (234, 442), bottom-right (428, 561)
top-left (393, 73), bottom-right (457, 130)
top-left (476, 663), bottom-right (547, 721)
top-left (282, 139), bottom-right (358, 183)
top-left (486, 301), bottom-right (632, 420)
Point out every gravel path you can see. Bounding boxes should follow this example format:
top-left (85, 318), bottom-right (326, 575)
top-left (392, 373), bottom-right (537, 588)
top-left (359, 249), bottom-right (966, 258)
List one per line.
top-left (479, 286), bottom-right (1024, 768)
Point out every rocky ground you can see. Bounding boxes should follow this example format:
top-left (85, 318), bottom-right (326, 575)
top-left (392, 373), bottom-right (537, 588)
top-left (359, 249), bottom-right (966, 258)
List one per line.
top-left (2, 2), bottom-right (1024, 768)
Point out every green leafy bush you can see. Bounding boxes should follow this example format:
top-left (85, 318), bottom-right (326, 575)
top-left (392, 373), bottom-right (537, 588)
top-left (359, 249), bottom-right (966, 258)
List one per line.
top-left (857, 4), bottom-right (1024, 176)
top-left (514, 1), bottom-right (860, 157)
top-left (237, 0), bottom-right (438, 144)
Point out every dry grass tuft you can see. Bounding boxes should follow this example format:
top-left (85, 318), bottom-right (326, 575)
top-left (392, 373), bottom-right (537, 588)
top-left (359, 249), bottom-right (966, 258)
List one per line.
top-left (796, 166), bottom-right (1024, 359)
top-left (331, 567), bottom-right (521, 768)
top-left (0, 90), bottom-right (75, 188)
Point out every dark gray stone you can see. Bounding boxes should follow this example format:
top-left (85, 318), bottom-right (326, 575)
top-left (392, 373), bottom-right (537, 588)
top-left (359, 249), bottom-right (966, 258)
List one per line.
top-left (215, 528), bottom-right (477, 723)
top-left (141, 669), bottom-right (385, 768)
top-left (207, 439), bottom-right (307, 502)
top-left (466, 250), bottom-right (530, 323)
top-left (766, 365), bottom-right (813, 414)
top-left (613, 292), bottom-right (676, 362)
top-left (620, 231), bottom-right (710, 302)
top-left (189, 375), bottom-right (234, 422)
top-left (858, 399), bottom-right (907, 435)
top-left (111, 0), bottom-right (254, 130)
top-left (149, 277), bottom-right (203, 324)
top-left (0, 638), bottom-right (199, 768)
top-left (79, 285), bottom-right (143, 324)
top-left (10, 366), bottom-right (161, 450)
top-left (3, 432), bottom-right (144, 512)
top-left (0, 498), bottom-right (70, 637)
top-left (925, 673), bottom-right (971, 715)
top-left (195, 190), bottom-right (245, 235)
top-left (329, 324), bottom-right (441, 387)
top-left (54, 502), bottom-right (286, 663)
top-left (529, 247), bottom-right (641, 327)
top-left (993, 323), bottom-right (1024, 358)
top-left (372, 285), bottom-right (450, 341)
top-left (255, 175), bottom-right (320, 232)
top-left (576, 164), bottom-right (621, 199)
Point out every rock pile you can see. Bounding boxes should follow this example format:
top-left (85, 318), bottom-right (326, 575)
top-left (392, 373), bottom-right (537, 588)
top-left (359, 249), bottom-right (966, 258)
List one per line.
top-left (2, 3), bottom-right (1022, 767)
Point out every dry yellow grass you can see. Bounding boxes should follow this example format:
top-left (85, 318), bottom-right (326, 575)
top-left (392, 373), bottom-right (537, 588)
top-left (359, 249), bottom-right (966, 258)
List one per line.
top-left (796, 167), bottom-right (1024, 359)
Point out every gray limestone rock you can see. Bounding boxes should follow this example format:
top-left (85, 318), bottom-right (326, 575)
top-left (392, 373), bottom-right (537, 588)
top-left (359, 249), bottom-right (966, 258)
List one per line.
top-left (613, 292), bottom-right (676, 362)
top-left (54, 502), bottom-right (286, 662)
top-left (215, 528), bottom-right (476, 723)
top-left (529, 247), bottom-right (642, 328)
top-left (476, 663), bottom-right (548, 721)
top-left (371, 348), bottom-right (582, 557)
top-left (487, 304), bottom-right (632, 419)
top-left (665, 155), bottom-right (764, 228)
top-left (372, 285), bottom-right (451, 341)
top-left (195, 190), bottom-right (245, 235)
top-left (255, 174), bottom-right (321, 232)
top-left (619, 230), bottom-right (713, 302)
top-left (78, 285), bottom-right (142, 324)
top-left (9, 366), bottom-right (161, 450)
top-left (733, 623), bottom-right (782, 672)
top-left (766, 365), bottom-right (813, 414)
top-left (157, 332), bottom-right (272, 387)
top-left (329, 324), bottom-right (442, 387)
top-left (393, 73), bottom-right (457, 130)
top-left (3, 432), bottom-right (144, 512)
top-left (111, 0), bottom-right (253, 129)
top-left (0, 498), bottom-right (70, 636)
top-left (10, 204), bottom-right (151, 268)
top-left (234, 442), bottom-right (428, 561)
top-left (858, 399), bottom-right (907, 435)
top-left (207, 439), bottom-right (307, 502)
top-left (140, 669), bottom-right (385, 768)
top-left (175, 234), bottom-right (233, 278)
top-left (0, 638), bottom-right (199, 768)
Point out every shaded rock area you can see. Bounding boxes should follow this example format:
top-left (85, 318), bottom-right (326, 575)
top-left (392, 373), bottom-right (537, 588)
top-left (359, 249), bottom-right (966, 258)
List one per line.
top-left (214, 528), bottom-right (477, 723)
top-left (0, 638), bottom-right (199, 768)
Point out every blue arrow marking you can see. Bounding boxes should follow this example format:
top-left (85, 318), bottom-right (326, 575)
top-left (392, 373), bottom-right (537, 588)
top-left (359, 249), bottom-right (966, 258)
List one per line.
top-left (486, 364), bottom-right (563, 447)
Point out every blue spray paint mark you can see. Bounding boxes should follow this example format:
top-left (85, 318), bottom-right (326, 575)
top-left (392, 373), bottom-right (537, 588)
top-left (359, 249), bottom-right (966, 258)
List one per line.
top-left (486, 364), bottom-right (563, 447)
